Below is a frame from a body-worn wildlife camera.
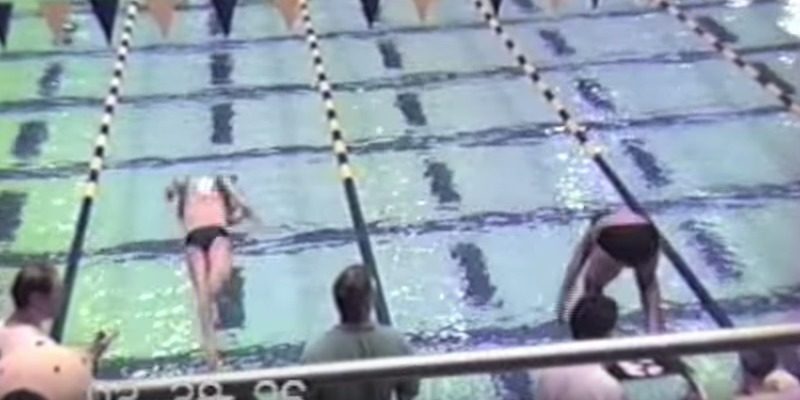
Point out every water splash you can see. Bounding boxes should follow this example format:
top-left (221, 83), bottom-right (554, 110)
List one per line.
top-left (554, 146), bottom-right (596, 211)
top-left (780, 0), bottom-right (800, 38)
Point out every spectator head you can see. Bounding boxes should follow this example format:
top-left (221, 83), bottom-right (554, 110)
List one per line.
top-left (569, 294), bottom-right (618, 340)
top-left (740, 349), bottom-right (778, 381)
top-left (333, 265), bottom-right (374, 324)
top-left (11, 265), bottom-right (62, 318)
top-left (0, 343), bottom-right (92, 400)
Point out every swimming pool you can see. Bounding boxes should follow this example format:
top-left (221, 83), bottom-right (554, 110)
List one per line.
top-left (0, 0), bottom-right (798, 397)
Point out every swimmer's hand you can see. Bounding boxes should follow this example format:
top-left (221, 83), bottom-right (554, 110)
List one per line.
top-left (166, 178), bottom-right (189, 203)
top-left (89, 330), bottom-right (118, 361)
top-left (166, 179), bottom-right (180, 202)
top-left (653, 355), bottom-right (686, 372)
top-left (616, 359), bottom-right (665, 378)
top-left (243, 206), bottom-right (266, 226)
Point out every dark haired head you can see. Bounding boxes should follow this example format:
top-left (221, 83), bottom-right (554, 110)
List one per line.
top-left (569, 294), bottom-right (618, 340)
top-left (333, 265), bottom-right (374, 324)
top-left (740, 349), bottom-right (778, 380)
top-left (11, 264), bottom-right (59, 311)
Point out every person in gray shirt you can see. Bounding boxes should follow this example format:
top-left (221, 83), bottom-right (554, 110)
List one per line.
top-left (301, 264), bottom-right (419, 400)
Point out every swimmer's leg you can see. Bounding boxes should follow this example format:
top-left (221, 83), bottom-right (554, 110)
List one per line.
top-left (207, 236), bottom-right (234, 327)
top-left (562, 247), bottom-right (622, 322)
top-left (559, 259), bottom-right (589, 324)
top-left (557, 230), bottom-right (594, 323)
top-left (635, 255), bottom-right (664, 333)
top-left (186, 247), bottom-right (219, 368)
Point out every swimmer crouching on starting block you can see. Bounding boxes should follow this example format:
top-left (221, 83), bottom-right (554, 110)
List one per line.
top-left (557, 207), bottom-right (665, 333)
top-left (556, 208), bottom-right (709, 398)
top-left (166, 175), bottom-right (256, 367)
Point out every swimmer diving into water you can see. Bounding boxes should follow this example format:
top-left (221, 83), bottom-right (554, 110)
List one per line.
top-left (557, 207), bottom-right (665, 333)
top-left (166, 175), bottom-right (255, 367)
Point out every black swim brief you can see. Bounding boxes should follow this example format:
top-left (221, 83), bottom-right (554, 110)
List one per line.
top-left (185, 226), bottom-right (229, 252)
top-left (596, 224), bottom-right (659, 266)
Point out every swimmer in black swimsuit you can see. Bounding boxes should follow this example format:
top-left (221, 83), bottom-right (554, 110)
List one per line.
top-left (557, 208), bottom-right (665, 333)
top-left (185, 226), bottom-right (230, 252)
top-left (166, 175), bottom-right (255, 368)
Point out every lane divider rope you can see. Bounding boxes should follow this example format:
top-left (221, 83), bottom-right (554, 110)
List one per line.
top-left (472, 0), bottom-right (735, 328)
top-left (654, 0), bottom-right (800, 117)
top-left (297, 0), bottom-right (392, 326)
top-left (51, 0), bottom-right (142, 342)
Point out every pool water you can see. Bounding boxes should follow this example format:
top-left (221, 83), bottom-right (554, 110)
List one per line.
top-left (0, 0), bottom-right (798, 397)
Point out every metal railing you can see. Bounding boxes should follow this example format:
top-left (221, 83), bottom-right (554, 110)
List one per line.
top-left (94, 323), bottom-right (800, 399)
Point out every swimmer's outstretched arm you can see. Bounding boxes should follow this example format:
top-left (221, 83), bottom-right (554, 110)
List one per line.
top-left (166, 178), bottom-right (189, 220)
top-left (556, 228), bottom-right (594, 323)
top-left (85, 330), bottom-right (118, 373)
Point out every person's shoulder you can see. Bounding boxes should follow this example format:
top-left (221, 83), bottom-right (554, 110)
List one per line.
top-left (0, 324), bottom-right (49, 340)
top-left (533, 365), bottom-right (624, 400)
top-left (0, 325), bottom-right (54, 357)
top-left (301, 329), bottom-right (338, 360)
top-left (373, 325), bottom-right (408, 338)
top-left (368, 326), bottom-right (414, 356)
top-left (534, 365), bottom-right (599, 384)
top-left (584, 366), bottom-right (625, 400)
top-left (766, 369), bottom-right (800, 391)
top-left (736, 388), bottom-right (800, 400)
top-left (593, 365), bottom-right (624, 390)
top-left (533, 365), bottom-right (569, 379)
top-left (566, 364), bottom-right (624, 395)
top-left (374, 326), bottom-right (412, 344)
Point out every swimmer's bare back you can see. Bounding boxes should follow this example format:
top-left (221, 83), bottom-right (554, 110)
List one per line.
top-left (183, 193), bottom-right (228, 233)
top-left (167, 178), bottom-right (224, 230)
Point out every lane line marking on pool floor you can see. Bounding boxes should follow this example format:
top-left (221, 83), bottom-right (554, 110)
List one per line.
top-left (52, 0), bottom-right (143, 342)
top-left (471, 0), bottom-right (735, 328)
top-left (654, 0), bottom-right (800, 117)
top-left (297, 0), bottom-right (392, 326)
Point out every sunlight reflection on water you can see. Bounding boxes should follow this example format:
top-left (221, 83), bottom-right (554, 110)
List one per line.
top-left (779, 0), bottom-right (800, 38)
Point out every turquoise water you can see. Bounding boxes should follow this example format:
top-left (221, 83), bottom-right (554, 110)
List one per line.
top-left (0, 0), bottom-right (798, 397)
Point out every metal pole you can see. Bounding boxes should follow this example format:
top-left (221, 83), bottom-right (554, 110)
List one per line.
top-left (94, 324), bottom-right (800, 399)
top-left (52, 0), bottom-right (142, 342)
top-left (295, 0), bottom-right (391, 325)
